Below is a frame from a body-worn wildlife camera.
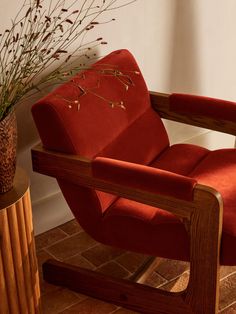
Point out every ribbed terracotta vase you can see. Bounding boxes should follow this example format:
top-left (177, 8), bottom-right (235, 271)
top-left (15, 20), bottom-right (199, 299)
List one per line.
top-left (0, 110), bottom-right (17, 193)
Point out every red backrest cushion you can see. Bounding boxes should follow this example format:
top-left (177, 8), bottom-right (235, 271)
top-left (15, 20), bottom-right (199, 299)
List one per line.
top-left (32, 49), bottom-right (168, 160)
top-left (32, 49), bottom-right (169, 218)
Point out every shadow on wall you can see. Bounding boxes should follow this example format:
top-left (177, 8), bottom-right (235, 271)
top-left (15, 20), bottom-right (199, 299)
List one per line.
top-left (169, 0), bottom-right (201, 94)
top-left (163, 1), bottom-right (206, 145)
top-left (165, 1), bottom-right (235, 148)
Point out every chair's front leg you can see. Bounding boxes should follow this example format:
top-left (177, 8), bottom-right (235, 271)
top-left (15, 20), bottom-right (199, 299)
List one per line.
top-left (184, 185), bottom-right (223, 314)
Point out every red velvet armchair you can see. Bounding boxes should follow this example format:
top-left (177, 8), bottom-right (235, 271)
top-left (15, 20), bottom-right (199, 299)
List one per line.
top-left (31, 49), bottom-right (236, 314)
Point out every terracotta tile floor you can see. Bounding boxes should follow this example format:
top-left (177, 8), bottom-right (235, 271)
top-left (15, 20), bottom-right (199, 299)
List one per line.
top-left (35, 219), bottom-right (236, 314)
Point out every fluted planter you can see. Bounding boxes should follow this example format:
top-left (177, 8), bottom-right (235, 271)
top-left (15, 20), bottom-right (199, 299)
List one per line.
top-left (0, 111), bottom-right (17, 193)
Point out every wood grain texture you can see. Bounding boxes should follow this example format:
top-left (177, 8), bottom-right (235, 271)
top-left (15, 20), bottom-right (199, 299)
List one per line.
top-left (0, 207), bottom-right (20, 314)
top-left (23, 192), bottom-right (41, 312)
top-left (32, 145), bottom-right (222, 313)
top-left (16, 198), bottom-right (35, 313)
top-left (0, 169), bottom-right (41, 314)
top-left (150, 91), bottom-right (236, 135)
top-left (43, 259), bottom-right (191, 314)
top-left (7, 202), bottom-right (29, 312)
top-left (185, 185), bottom-right (222, 313)
top-left (0, 240), bottom-right (10, 314)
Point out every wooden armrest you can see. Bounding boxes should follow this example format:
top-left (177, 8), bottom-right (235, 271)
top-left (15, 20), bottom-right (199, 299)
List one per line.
top-left (31, 144), bottom-right (222, 221)
top-left (150, 91), bottom-right (236, 135)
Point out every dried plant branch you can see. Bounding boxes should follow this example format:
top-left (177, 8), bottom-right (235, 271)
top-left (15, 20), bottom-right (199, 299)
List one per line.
top-left (0, 0), bottom-right (137, 121)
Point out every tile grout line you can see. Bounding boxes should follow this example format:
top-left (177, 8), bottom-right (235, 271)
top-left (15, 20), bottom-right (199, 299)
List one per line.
top-left (57, 228), bottom-right (70, 237)
top-left (110, 307), bottom-right (124, 314)
top-left (43, 247), bottom-right (65, 261)
top-left (36, 230), bottom-right (84, 251)
top-left (98, 260), bottom-right (133, 278)
top-left (57, 226), bottom-right (84, 236)
top-left (156, 270), bottom-right (190, 290)
top-left (219, 300), bottom-right (236, 313)
top-left (43, 241), bottom-right (100, 263)
top-left (65, 254), bottom-right (97, 270)
top-left (220, 270), bottom-right (236, 282)
top-left (80, 247), bottom-right (126, 268)
top-left (154, 269), bottom-right (170, 282)
top-left (56, 297), bottom-right (87, 314)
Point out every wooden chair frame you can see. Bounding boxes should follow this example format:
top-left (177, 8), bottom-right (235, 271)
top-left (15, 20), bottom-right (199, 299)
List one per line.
top-left (31, 92), bottom-right (234, 314)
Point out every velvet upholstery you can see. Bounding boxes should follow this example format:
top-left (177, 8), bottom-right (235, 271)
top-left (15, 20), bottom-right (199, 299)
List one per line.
top-left (92, 157), bottom-right (197, 201)
top-left (32, 49), bottom-right (168, 158)
top-left (170, 93), bottom-right (236, 122)
top-left (32, 49), bottom-right (236, 266)
top-left (151, 144), bottom-right (209, 176)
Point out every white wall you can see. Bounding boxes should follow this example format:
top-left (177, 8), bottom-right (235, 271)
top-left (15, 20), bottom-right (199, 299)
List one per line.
top-left (166, 0), bottom-right (236, 148)
top-left (1, 1), bottom-right (235, 234)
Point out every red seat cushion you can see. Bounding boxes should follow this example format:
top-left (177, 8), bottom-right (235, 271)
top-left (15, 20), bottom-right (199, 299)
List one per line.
top-left (151, 144), bottom-right (209, 175)
top-left (100, 144), bottom-right (236, 265)
top-left (190, 149), bottom-right (236, 265)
